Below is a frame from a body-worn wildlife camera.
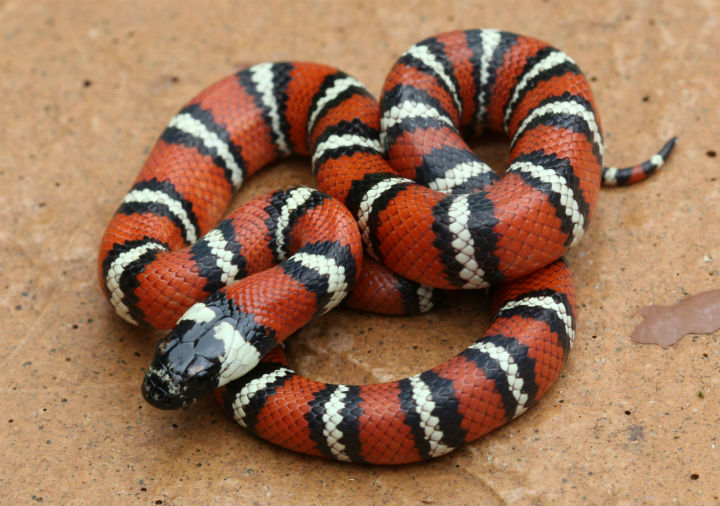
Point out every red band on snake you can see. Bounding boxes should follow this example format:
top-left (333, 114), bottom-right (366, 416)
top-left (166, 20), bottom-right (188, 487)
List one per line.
top-left (98, 29), bottom-right (675, 464)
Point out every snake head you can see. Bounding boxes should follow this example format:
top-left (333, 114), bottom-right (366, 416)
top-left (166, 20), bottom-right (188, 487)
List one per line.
top-left (142, 314), bottom-right (225, 410)
top-left (142, 295), bottom-right (274, 409)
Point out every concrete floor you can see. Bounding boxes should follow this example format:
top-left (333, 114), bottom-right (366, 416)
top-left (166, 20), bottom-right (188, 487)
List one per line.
top-left (1, 0), bottom-right (718, 504)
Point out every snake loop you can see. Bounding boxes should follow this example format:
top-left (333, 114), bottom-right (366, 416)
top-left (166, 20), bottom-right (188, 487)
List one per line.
top-left (98, 29), bottom-right (676, 464)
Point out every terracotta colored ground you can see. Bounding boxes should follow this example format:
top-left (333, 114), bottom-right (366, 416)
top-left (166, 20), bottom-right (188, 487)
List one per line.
top-left (1, 1), bottom-right (718, 504)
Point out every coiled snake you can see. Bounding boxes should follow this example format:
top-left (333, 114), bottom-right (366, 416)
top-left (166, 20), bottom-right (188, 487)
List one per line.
top-left (99, 29), bottom-right (675, 464)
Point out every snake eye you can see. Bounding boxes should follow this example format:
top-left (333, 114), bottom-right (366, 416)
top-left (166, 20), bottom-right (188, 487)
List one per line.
top-left (185, 357), bottom-right (219, 396)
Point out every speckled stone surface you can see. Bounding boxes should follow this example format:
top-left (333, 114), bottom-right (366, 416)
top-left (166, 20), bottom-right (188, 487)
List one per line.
top-left (1, 1), bottom-right (718, 504)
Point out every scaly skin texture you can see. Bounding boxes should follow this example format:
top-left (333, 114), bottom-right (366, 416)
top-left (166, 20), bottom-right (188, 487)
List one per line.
top-left (99, 29), bottom-right (676, 463)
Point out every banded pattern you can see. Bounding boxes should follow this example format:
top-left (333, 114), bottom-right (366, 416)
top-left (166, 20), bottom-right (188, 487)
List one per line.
top-left (377, 30), bottom-right (605, 288)
top-left (98, 29), bottom-right (676, 464)
top-left (218, 260), bottom-right (575, 464)
top-left (139, 187), bottom-right (363, 408)
top-left (602, 136), bottom-right (677, 186)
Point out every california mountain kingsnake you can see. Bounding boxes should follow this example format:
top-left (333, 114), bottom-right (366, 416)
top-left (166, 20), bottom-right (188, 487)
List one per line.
top-left (98, 29), bottom-right (675, 464)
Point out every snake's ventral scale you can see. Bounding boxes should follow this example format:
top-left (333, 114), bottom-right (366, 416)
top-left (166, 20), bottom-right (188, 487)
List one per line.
top-left (98, 29), bottom-right (676, 464)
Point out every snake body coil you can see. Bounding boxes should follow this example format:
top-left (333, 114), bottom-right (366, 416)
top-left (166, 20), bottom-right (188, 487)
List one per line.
top-left (99, 29), bottom-right (675, 464)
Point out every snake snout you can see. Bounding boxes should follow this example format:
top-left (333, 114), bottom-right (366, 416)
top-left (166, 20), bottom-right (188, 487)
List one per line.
top-left (142, 367), bottom-right (189, 410)
top-left (142, 310), bottom-right (227, 409)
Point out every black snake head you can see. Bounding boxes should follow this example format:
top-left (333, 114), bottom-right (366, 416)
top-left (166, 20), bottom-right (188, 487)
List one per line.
top-left (142, 295), bottom-right (273, 409)
top-left (142, 303), bottom-right (228, 409)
